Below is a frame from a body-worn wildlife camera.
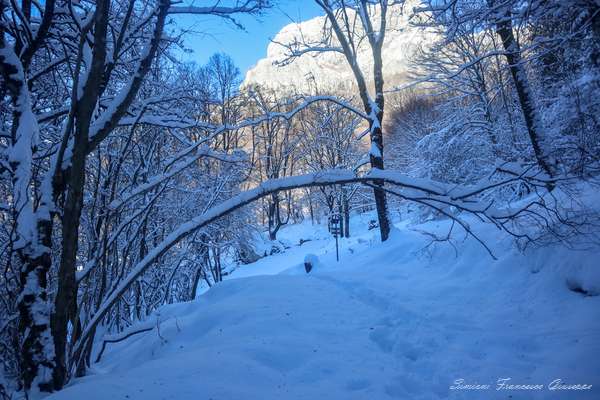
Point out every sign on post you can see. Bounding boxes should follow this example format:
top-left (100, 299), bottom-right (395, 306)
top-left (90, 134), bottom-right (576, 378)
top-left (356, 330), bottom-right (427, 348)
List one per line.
top-left (329, 213), bottom-right (341, 262)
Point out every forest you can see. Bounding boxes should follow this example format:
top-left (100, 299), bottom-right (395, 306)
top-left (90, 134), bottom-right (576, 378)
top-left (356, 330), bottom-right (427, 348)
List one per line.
top-left (1, 0), bottom-right (599, 398)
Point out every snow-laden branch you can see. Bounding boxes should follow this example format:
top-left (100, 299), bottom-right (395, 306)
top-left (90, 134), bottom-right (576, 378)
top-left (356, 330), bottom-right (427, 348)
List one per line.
top-left (73, 170), bottom-right (356, 357)
top-left (272, 38), bottom-right (345, 67)
top-left (107, 94), bottom-right (370, 210)
top-left (86, 0), bottom-right (170, 153)
top-left (116, 114), bottom-right (199, 129)
top-left (123, 94), bottom-right (368, 133)
top-left (108, 145), bottom-right (243, 211)
top-left (74, 164), bottom-right (561, 358)
top-left (167, 1), bottom-right (267, 16)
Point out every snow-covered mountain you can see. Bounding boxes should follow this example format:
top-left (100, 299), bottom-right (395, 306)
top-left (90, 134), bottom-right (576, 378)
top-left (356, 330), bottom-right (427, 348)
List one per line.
top-left (243, 3), bottom-right (435, 93)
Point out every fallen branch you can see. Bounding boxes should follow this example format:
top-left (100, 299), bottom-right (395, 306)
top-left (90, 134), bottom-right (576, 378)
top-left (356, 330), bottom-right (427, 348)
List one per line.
top-left (94, 326), bottom-right (154, 363)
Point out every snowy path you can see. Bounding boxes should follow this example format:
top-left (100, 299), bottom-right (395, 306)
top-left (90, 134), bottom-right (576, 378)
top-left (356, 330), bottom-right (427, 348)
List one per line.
top-left (49, 218), bottom-right (600, 400)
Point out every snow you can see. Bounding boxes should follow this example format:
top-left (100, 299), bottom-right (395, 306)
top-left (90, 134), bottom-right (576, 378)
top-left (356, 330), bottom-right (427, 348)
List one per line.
top-left (0, 44), bottom-right (38, 251)
top-left (370, 142), bottom-right (382, 158)
top-left (303, 254), bottom-right (321, 272)
top-left (76, 43), bottom-right (92, 101)
top-left (47, 204), bottom-right (600, 400)
top-left (242, 0), bottom-right (437, 92)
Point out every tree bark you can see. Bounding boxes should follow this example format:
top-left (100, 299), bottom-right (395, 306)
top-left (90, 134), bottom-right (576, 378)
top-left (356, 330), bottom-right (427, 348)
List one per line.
top-left (51, 132), bottom-right (87, 388)
top-left (342, 186), bottom-right (350, 238)
top-left (0, 32), bottom-right (58, 392)
top-left (267, 193), bottom-right (282, 240)
top-left (17, 221), bottom-right (56, 392)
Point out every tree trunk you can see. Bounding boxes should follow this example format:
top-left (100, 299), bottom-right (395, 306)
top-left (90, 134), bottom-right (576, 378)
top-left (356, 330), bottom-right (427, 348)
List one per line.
top-left (317, 1), bottom-right (391, 241)
top-left (369, 120), bottom-right (391, 240)
top-left (590, 3), bottom-right (600, 69)
top-left (17, 222), bottom-right (56, 392)
top-left (308, 190), bottom-right (315, 225)
top-left (267, 193), bottom-right (282, 240)
top-left (337, 200), bottom-right (344, 238)
top-left (495, 8), bottom-right (555, 179)
top-left (190, 267), bottom-right (203, 300)
top-left (52, 0), bottom-right (110, 386)
top-left (369, 33), bottom-right (391, 241)
top-left (51, 140), bottom-right (86, 388)
top-left (342, 186), bottom-right (350, 238)
top-left (1, 39), bottom-right (58, 392)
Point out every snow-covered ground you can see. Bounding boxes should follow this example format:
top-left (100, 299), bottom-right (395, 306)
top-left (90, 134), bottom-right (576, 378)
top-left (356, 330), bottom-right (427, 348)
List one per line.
top-left (49, 210), bottom-right (600, 400)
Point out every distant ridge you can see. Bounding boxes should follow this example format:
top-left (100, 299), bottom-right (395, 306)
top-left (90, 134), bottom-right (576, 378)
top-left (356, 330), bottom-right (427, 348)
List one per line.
top-left (242, 1), bottom-right (436, 93)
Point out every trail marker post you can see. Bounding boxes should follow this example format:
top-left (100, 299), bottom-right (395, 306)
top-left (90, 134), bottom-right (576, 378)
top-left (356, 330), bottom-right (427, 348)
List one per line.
top-left (329, 213), bottom-right (341, 262)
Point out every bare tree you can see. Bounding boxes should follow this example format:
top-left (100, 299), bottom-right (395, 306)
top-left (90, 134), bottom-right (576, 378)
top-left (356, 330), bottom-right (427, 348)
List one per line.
top-left (277, 0), bottom-right (401, 241)
top-left (297, 94), bottom-right (363, 236)
top-left (0, 0), bottom-right (269, 392)
top-left (246, 86), bottom-right (299, 240)
top-left (488, 0), bottom-right (555, 179)
top-left (415, 0), bottom-right (562, 181)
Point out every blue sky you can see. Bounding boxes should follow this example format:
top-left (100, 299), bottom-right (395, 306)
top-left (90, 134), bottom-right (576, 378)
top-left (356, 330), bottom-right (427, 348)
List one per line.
top-left (174, 1), bottom-right (325, 75)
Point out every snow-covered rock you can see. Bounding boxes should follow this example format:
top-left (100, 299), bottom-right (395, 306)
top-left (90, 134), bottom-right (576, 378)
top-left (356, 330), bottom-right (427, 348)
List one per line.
top-left (303, 253), bottom-right (321, 273)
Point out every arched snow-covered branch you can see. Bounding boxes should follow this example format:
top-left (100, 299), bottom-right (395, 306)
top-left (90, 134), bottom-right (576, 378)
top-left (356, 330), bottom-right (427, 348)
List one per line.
top-left (74, 164), bottom-right (561, 361)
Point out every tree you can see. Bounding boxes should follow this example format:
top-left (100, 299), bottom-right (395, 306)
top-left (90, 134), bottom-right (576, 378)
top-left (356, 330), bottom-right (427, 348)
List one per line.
top-left (488, 0), bottom-right (555, 179)
top-left (297, 94), bottom-right (363, 236)
top-left (2, 0), bottom-right (597, 396)
top-left (207, 53), bottom-right (243, 149)
top-left (278, 0), bottom-right (400, 241)
top-left (0, 0), bottom-right (269, 392)
top-left (246, 86), bottom-right (299, 240)
top-left (415, 0), bottom-right (560, 181)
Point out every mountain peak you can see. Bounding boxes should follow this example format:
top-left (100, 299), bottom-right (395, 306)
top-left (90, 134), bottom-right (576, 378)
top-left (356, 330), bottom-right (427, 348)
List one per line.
top-left (242, 2), bottom-right (435, 93)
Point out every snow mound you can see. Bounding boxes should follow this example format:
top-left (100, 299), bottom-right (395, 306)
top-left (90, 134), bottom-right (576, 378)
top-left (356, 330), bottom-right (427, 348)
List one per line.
top-left (303, 253), bottom-right (321, 273)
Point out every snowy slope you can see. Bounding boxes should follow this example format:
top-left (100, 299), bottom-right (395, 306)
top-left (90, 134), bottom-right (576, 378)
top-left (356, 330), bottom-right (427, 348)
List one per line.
top-left (242, 1), bottom-right (436, 92)
top-left (47, 209), bottom-right (600, 400)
